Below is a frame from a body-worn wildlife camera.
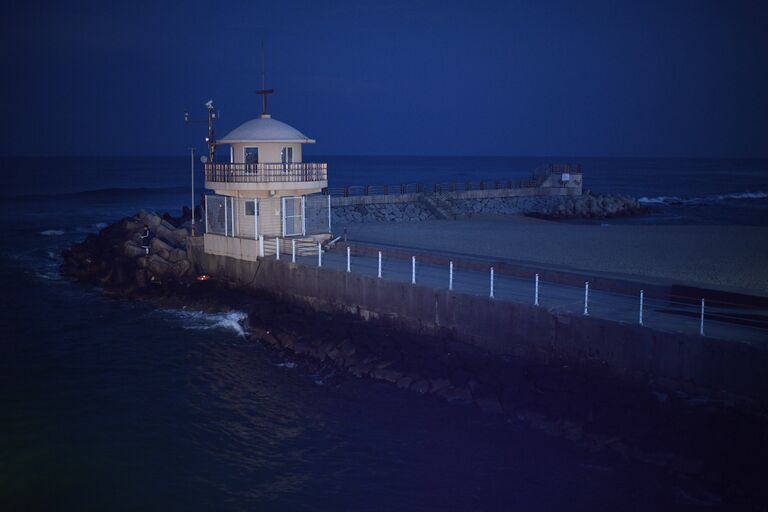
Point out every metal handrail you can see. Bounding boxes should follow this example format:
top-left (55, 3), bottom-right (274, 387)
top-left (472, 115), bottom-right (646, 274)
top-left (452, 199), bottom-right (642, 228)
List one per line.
top-left (205, 162), bottom-right (328, 183)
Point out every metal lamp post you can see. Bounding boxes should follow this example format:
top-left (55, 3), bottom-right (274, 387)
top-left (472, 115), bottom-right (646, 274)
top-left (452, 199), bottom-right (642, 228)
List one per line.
top-left (186, 147), bottom-right (198, 235)
top-left (184, 101), bottom-right (218, 236)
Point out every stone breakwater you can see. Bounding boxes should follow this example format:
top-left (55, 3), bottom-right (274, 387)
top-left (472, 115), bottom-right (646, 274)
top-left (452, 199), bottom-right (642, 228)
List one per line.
top-left (61, 209), bottom-right (198, 292)
top-left (332, 192), bottom-right (647, 224)
top-left (60, 210), bottom-right (768, 506)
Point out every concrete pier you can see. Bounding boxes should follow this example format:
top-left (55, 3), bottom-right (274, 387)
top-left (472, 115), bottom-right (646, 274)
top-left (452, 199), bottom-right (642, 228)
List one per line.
top-left (191, 245), bottom-right (768, 410)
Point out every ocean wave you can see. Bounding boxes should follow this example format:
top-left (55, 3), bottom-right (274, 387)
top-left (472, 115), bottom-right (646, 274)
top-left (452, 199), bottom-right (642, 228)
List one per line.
top-left (36, 270), bottom-right (61, 281)
top-left (716, 191), bottom-right (768, 200)
top-left (4, 186), bottom-right (189, 201)
top-left (162, 310), bottom-right (249, 338)
top-left (638, 191), bottom-right (768, 206)
top-left (74, 222), bottom-right (109, 233)
top-left (40, 229), bottom-right (65, 236)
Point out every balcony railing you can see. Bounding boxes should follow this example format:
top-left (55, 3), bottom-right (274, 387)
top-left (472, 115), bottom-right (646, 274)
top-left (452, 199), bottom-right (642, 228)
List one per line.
top-left (205, 162), bottom-right (327, 184)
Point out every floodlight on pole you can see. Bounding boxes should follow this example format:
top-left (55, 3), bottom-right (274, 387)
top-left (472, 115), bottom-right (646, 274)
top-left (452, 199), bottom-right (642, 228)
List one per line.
top-left (188, 147), bottom-right (196, 236)
top-left (183, 101), bottom-right (218, 237)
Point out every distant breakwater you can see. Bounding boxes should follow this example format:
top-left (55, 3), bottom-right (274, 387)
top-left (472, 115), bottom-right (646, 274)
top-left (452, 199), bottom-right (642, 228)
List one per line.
top-left (331, 191), bottom-right (647, 224)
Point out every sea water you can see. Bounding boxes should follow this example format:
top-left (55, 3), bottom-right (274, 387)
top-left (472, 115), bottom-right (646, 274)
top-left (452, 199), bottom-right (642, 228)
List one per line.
top-left (1, 155), bottom-right (765, 509)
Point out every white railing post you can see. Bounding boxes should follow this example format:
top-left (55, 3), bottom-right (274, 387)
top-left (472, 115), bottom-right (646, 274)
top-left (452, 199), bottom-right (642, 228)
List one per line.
top-left (230, 197), bottom-right (235, 237)
top-left (534, 273), bottom-right (539, 306)
top-left (224, 196), bottom-right (228, 236)
top-left (259, 236), bottom-right (264, 258)
top-left (346, 246), bottom-right (351, 272)
top-left (275, 237), bottom-right (280, 260)
top-left (291, 240), bottom-right (296, 263)
top-left (377, 251), bottom-right (382, 278)
top-left (449, 261), bottom-right (453, 291)
top-left (584, 281), bottom-right (589, 316)
top-left (318, 243), bottom-right (322, 267)
top-left (301, 196), bottom-right (306, 236)
top-left (204, 195), bottom-right (209, 234)
top-left (490, 267), bottom-right (494, 298)
top-left (327, 193), bottom-right (332, 233)
top-left (411, 256), bottom-right (416, 284)
top-left (639, 290), bottom-right (644, 325)
top-left (700, 298), bottom-right (705, 336)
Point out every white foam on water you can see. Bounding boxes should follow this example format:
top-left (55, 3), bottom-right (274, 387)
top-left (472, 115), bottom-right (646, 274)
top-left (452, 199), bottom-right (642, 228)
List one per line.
top-left (716, 191), bottom-right (768, 200)
top-left (40, 229), bottom-right (65, 236)
top-left (638, 191), bottom-right (767, 205)
top-left (275, 362), bottom-right (297, 369)
top-left (74, 222), bottom-right (109, 234)
top-left (162, 309), bottom-right (249, 338)
top-left (637, 195), bottom-right (688, 205)
top-left (36, 271), bottom-right (61, 281)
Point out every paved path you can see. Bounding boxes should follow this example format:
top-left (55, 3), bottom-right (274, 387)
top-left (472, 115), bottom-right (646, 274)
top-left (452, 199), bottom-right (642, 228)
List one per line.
top-left (338, 217), bottom-right (768, 295)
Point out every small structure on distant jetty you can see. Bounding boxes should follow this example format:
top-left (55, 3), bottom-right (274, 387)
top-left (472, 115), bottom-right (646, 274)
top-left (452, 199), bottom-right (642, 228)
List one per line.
top-left (203, 88), bottom-right (330, 260)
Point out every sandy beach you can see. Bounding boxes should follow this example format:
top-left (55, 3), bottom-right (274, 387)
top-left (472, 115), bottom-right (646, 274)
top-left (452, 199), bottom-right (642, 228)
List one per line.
top-left (344, 216), bottom-right (768, 295)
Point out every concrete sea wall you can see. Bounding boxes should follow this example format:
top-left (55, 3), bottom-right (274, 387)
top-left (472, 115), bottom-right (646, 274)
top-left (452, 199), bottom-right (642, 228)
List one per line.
top-left (195, 250), bottom-right (768, 409)
top-left (330, 184), bottom-right (578, 207)
top-left (329, 184), bottom-right (645, 223)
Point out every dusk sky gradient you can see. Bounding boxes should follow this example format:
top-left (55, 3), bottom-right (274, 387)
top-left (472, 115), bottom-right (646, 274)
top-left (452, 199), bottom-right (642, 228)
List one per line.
top-left (1, 0), bottom-right (766, 158)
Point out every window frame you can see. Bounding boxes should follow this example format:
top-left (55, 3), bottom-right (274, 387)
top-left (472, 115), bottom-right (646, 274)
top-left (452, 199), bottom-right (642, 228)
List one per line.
top-left (281, 146), bottom-right (293, 165)
top-left (244, 146), bottom-right (259, 165)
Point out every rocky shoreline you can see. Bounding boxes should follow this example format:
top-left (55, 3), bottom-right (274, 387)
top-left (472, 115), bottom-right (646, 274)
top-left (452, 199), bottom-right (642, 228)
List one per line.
top-left (61, 208), bottom-right (767, 509)
top-left (332, 191), bottom-right (648, 224)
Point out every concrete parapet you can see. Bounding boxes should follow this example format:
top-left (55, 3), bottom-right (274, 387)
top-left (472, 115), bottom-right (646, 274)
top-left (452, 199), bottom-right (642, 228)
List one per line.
top-left (331, 185), bottom-right (579, 207)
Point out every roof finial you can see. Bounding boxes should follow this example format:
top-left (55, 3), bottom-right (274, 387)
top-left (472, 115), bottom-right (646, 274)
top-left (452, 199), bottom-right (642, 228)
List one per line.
top-left (256, 40), bottom-right (274, 118)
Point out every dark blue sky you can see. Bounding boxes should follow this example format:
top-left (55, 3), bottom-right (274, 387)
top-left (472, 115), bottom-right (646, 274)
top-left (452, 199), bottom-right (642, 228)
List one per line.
top-left (2, 0), bottom-right (766, 158)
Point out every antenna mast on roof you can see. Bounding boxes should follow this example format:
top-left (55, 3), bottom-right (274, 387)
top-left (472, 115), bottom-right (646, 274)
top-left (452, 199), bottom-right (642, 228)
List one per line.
top-left (256, 40), bottom-right (274, 117)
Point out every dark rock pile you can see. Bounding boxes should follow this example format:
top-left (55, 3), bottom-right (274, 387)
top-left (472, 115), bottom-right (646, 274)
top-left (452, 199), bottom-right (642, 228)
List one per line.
top-left (530, 191), bottom-right (648, 219)
top-left (62, 209), bottom-right (198, 293)
top-left (332, 201), bottom-right (436, 224)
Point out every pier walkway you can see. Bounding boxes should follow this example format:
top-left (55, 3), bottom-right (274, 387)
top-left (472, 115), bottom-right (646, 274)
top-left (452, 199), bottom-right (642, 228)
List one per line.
top-left (293, 244), bottom-right (768, 346)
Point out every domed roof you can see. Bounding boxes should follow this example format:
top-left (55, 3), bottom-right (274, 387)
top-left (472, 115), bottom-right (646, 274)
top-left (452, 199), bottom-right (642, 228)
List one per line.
top-left (219, 115), bottom-right (315, 144)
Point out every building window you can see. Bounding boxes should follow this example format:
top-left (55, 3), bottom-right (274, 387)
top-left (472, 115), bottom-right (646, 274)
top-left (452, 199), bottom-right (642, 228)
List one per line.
top-left (281, 146), bottom-right (293, 164)
top-left (244, 147), bottom-right (259, 164)
top-left (245, 200), bottom-right (258, 216)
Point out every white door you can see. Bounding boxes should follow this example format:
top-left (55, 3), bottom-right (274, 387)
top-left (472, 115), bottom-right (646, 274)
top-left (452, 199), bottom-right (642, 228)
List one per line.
top-left (245, 199), bottom-right (258, 239)
top-left (281, 196), bottom-right (304, 236)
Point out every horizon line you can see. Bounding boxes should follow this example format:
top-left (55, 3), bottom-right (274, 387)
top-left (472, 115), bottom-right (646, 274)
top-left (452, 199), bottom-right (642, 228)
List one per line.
top-left (2, 154), bottom-right (767, 161)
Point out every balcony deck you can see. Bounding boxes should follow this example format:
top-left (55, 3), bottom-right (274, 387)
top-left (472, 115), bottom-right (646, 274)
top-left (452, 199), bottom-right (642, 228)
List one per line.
top-left (205, 162), bottom-right (327, 193)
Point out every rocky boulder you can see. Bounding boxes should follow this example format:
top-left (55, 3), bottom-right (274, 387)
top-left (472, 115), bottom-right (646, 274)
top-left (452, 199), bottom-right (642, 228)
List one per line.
top-left (62, 208), bottom-right (198, 293)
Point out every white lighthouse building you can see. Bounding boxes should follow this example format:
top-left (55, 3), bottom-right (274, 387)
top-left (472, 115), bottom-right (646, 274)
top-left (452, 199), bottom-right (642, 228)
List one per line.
top-left (203, 89), bottom-right (330, 260)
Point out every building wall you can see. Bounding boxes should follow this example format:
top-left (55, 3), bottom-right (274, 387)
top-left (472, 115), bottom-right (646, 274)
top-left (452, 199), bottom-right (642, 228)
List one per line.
top-left (233, 198), bottom-right (258, 239)
top-left (231, 196), bottom-right (284, 238)
top-left (229, 142), bottom-right (303, 164)
top-left (209, 194), bottom-right (319, 239)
